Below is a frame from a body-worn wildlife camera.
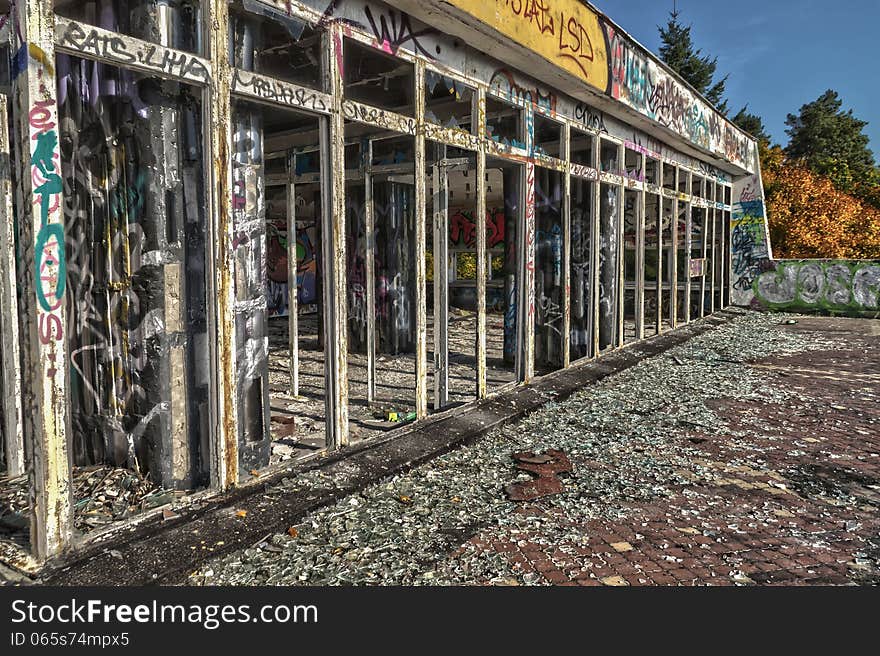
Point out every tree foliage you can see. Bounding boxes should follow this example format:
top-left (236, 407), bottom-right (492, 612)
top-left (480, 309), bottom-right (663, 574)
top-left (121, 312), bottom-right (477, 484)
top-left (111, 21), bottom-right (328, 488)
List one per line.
top-left (732, 106), bottom-right (770, 144)
top-left (784, 90), bottom-right (877, 197)
top-left (761, 144), bottom-right (880, 259)
top-left (658, 10), bottom-right (728, 113)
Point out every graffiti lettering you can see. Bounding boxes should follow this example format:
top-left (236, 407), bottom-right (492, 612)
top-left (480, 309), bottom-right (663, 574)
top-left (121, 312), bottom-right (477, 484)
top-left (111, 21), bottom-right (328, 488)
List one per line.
top-left (489, 68), bottom-right (557, 114)
top-left (755, 261), bottom-right (880, 311)
top-left (343, 100), bottom-right (416, 134)
top-left (574, 103), bottom-right (607, 133)
top-left (57, 18), bottom-right (211, 84)
top-left (450, 209), bottom-right (506, 250)
top-left (233, 69), bottom-right (328, 112)
top-left (364, 6), bottom-right (436, 59)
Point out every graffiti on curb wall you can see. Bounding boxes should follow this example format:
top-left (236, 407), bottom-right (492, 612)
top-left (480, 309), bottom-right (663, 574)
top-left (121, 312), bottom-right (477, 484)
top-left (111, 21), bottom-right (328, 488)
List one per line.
top-left (754, 260), bottom-right (880, 314)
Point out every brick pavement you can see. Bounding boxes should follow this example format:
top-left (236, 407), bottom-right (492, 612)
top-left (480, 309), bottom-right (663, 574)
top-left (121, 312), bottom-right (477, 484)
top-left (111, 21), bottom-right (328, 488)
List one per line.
top-left (454, 317), bottom-right (880, 586)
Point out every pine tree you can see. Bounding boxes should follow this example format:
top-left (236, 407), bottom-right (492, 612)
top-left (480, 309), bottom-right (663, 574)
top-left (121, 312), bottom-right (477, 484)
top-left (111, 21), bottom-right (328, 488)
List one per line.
top-left (784, 90), bottom-right (875, 195)
top-left (658, 10), bottom-right (728, 114)
top-left (732, 106), bottom-right (770, 144)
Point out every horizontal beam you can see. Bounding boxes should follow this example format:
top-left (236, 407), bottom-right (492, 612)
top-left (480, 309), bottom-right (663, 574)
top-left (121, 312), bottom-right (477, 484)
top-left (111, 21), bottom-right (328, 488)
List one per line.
top-left (232, 69), bottom-right (332, 115)
top-left (54, 17), bottom-right (212, 86)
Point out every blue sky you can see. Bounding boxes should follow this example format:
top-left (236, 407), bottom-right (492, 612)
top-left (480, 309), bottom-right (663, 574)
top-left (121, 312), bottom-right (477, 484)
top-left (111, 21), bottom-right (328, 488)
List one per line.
top-left (592, 0), bottom-right (879, 157)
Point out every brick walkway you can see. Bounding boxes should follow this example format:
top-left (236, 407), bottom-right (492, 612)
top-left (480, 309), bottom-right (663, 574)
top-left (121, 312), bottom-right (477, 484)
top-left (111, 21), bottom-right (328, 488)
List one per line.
top-left (456, 317), bottom-right (880, 586)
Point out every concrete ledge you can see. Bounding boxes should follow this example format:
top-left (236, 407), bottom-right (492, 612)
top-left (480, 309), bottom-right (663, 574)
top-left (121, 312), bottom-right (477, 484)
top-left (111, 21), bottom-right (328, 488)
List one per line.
top-left (35, 310), bottom-right (739, 586)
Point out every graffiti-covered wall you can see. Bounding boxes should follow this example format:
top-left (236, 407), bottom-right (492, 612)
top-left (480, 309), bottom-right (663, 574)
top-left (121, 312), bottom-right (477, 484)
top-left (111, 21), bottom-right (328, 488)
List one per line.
top-left (753, 260), bottom-right (880, 316)
top-left (382, 0), bottom-right (755, 174)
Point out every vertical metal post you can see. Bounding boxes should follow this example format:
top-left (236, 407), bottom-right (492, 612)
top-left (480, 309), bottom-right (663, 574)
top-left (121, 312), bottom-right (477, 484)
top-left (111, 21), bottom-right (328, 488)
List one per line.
top-left (287, 152), bottom-right (300, 397)
top-left (363, 141), bottom-right (377, 403)
top-left (521, 107), bottom-right (536, 381)
top-left (12, 0), bottom-right (73, 558)
top-left (561, 123), bottom-right (571, 368)
top-left (323, 25), bottom-right (349, 447)
top-left (413, 62), bottom-right (428, 418)
top-left (205, 0), bottom-right (238, 488)
top-left (635, 157), bottom-right (646, 341)
top-left (656, 162), bottom-right (664, 335)
top-left (710, 187), bottom-right (717, 314)
top-left (591, 136), bottom-right (601, 358)
top-left (683, 178), bottom-right (692, 325)
top-left (616, 144), bottom-right (625, 348)
top-left (432, 144), bottom-right (448, 409)
top-left (670, 167), bottom-right (679, 329)
top-left (700, 205), bottom-right (708, 319)
top-left (475, 132), bottom-right (487, 398)
top-left (0, 95), bottom-right (24, 476)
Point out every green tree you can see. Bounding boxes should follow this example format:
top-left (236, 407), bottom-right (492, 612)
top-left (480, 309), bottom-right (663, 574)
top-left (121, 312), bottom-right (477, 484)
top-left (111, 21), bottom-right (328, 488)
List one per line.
top-left (784, 89), bottom-right (876, 195)
top-left (658, 10), bottom-right (728, 113)
top-left (732, 106), bottom-right (770, 144)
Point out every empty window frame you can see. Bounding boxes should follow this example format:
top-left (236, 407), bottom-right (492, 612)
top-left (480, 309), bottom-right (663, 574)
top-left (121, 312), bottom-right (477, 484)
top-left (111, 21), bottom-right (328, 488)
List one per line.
top-left (343, 39), bottom-right (415, 116)
top-left (55, 0), bottom-right (204, 55)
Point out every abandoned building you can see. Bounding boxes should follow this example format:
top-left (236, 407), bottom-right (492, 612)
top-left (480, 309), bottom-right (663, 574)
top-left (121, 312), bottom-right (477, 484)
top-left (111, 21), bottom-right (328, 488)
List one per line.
top-left (0, 0), bottom-right (771, 566)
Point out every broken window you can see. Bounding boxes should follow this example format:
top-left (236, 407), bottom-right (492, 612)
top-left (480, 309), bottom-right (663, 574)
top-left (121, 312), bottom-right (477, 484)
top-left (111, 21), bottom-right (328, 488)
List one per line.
top-left (229, 0), bottom-right (324, 90)
top-left (690, 205), bottom-right (707, 319)
top-left (598, 183), bottom-right (620, 350)
top-left (55, 0), bottom-right (203, 55)
top-left (623, 188), bottom-right (641, 343)
top-left (485, 97), bottom-right (523, 150)
top-left (600, 139), bottom-right (619, 175)
top-left (345, 130), bottom-right (419, 438)
top-left (624, 148), bottom-right (643, 183)
top-left (645, 157), bottom-right (660, 187)
top-left (230, 99), bottom-right (327, 474)
top-left (569, 177), bottom-right (594, 362)
top-left (534, 167), bottom-right (564, 372)
top-left (533, 114), bottom-right (562, 160)
top-left (425, 71), bottom-right (474, 131)
top-left (570, 128), bottom-right (594, 169)
top-left (58, 55), bottom-right (210, 531)
top-left (487, 157), bottom-right (523, 389)
top-left (661, 197), bottom-right (676, 330)
top-left (643, 192), bottom-right (661, 337)
top-left (662, 162), bottom-right (676, 192)
top-left (343, 39), bottom-right (414, 116)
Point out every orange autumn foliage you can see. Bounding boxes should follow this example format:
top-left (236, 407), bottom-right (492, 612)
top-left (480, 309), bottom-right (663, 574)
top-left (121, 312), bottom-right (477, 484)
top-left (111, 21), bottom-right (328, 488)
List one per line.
top-left (761, 144), bottom-right (880, 259)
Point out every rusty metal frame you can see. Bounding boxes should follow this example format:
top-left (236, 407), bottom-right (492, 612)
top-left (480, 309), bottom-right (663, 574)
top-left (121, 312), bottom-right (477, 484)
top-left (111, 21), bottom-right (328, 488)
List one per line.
top-left (431, 142), bottom-right (449, 409)
top-left (323, 23), bottom-right (349, 448)
top-left (634, 152), bottom-right (646, 342)
top-left (561, 122), bottom-right (572, 369)
top-left (0, 0), bottom-right (752, 566)
top-left (521, 107), bottom-right (536, 382)
top-left (12, 0), bottom-right (73, 560)
top-left (286, 152), bottom-right (300, 398)
top-left (591, 135), bottom-right (602, 358)
top-left (414, 61), bottom-right (429, 419)
top-left (616, 143), bottom-right (625, 348)
top-left (204, 0), bottom-right (238, 489)
top-left (475, 88), bottom-right (488, 399)
top-left (363, 140), bottom-right (377, 404)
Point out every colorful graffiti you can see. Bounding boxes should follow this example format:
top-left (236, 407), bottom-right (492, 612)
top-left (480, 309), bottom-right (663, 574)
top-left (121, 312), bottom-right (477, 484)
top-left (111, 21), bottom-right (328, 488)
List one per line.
top-left (730, 175), bottom-right (772, 306)
top-left (448, 0), bottom-right (609, 92)
top-left (754, 261), bottom-right (880, 314)
top-left (604, 22), bottom-right (752, 172)
top-left (30, 99), bottom-right (66, 353)
top-left (266, 221), bottom-right (319, 317)
top-left (450, 208), bottom-right (506, 250)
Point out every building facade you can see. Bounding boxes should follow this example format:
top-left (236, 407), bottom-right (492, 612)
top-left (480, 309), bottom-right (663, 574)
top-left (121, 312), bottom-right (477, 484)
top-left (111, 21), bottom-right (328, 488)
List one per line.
top-left (0, 0), bottom-right (771, 564)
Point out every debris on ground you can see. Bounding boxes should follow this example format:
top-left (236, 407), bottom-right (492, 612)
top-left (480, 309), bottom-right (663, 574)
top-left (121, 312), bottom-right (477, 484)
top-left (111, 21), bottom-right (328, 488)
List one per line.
top-left (188, 310), bottom-right (879, 586)
top-left (505, 450), bottom-right (573, 502)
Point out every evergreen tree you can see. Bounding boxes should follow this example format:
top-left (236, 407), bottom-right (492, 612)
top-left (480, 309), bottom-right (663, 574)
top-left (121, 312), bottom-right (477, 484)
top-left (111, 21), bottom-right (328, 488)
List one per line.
top-left (658, 10), bottom-right (728, 113)
top-left (732, 106), bottom-right (770, 144)
top-left (784, 90), bottom-right (876, 195)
